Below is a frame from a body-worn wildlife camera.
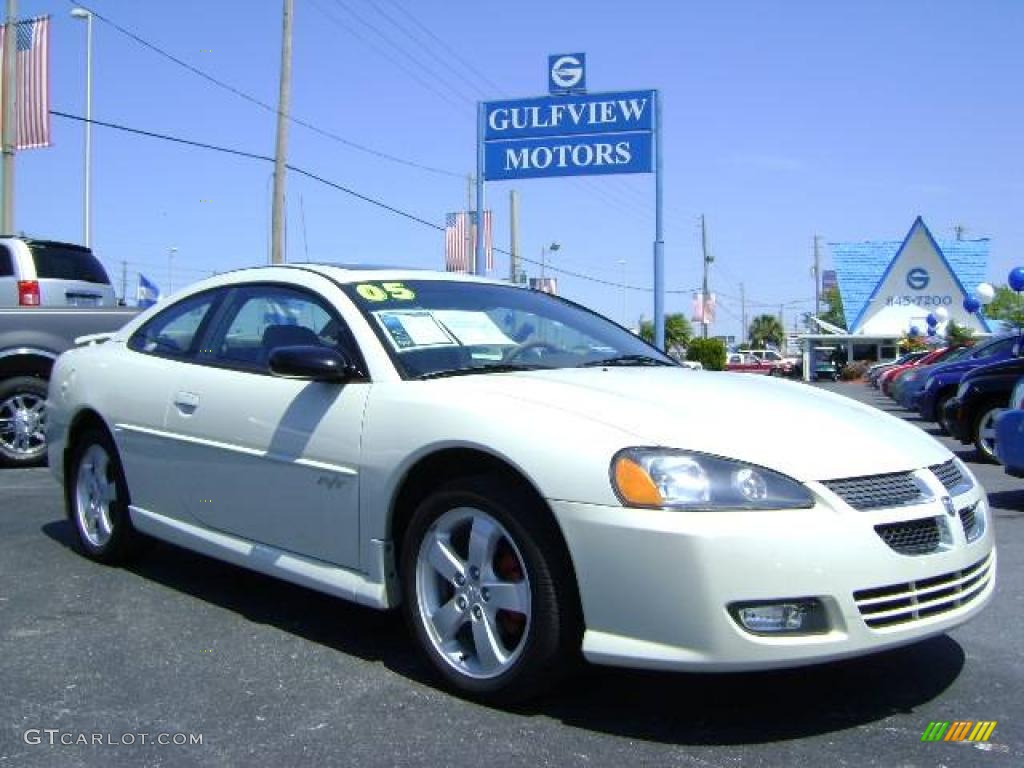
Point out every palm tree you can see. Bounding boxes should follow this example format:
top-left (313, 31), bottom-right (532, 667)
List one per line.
top-left (639, 313), bottom-right (693, 354)
top-left (748, 314), bottom-right (785, 349)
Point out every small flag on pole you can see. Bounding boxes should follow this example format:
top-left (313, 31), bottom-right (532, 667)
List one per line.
top-left (137, 274), bottom-right (161, 308)
top-left (691, 292), bottom-right (716, 324)
top-left (0, 16), bottom-right (51, 149)
top-left (444, 211), bottom-right (493, 273)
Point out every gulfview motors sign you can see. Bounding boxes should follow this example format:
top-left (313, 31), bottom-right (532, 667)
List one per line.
top-left (482, 56), bottom-right (655, 180)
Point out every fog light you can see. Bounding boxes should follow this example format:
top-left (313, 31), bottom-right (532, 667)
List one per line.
top-left (729, 598), bottom-right (828, 635)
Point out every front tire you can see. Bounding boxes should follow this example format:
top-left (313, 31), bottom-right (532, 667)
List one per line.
top-left (400, 474), bottom-right (579, 704)
top-left (0, 376), bottom-right (48, 467)
top-left (67, 429), bottom-right (141, 564)
top-left (973, 405), bottom-right (1005, 463)
top-left (936, 393), bottom-right (956, 435)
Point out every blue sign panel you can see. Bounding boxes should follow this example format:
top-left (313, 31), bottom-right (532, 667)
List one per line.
top-left (484, 131), bottom-right (652, 181)
top-left (484, 90), bottom-right (654, 141)
top-left (548, 53), bottom-right (586, 93)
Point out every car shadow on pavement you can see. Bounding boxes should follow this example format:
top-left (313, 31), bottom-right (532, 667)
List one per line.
top-left (42, 519), bottom-right (967, 745)
top-left (534, 636), bottom-right (965, 744)
top-left (986, 488), bottom-right (1024, 514)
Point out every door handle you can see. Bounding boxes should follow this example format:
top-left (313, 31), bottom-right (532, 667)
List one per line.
top-left (173, 391), bottom-right (200, 413)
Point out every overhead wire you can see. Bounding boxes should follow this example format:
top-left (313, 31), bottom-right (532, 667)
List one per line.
top-left (62, 0), bottom-right (462, 178)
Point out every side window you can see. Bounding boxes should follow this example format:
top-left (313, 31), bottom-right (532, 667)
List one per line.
top-left (0, 246), bottom-right (12, 277)
top-left (977, 338), bottom-right (1014, 360)
top-left (127, 292), bottom-right (219, 359)
top-left (210, 286), bottom-right (362, 371)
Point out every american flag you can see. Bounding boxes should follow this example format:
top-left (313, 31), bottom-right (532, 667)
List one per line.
top-left (0, 16), bottom-right (50, 150)
top-left (691, 292), bottom-right (716, 324)
top-left (444, 210), bottom-right (493, 273)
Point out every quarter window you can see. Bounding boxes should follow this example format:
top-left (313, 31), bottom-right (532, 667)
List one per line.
top-left (0, 246), bottom-right (12, 277)
top-left (128, 292), bottom-right (219, 359)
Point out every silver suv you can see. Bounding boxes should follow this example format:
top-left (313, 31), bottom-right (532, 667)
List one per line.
top-left (0, 237), bottom-right (116, 307)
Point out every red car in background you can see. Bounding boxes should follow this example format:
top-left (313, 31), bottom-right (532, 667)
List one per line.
top-left (879, 347), bottom-right (947, 395)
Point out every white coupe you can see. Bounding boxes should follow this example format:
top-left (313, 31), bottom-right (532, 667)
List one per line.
top-left (47, 266), bottom-right (996, 702)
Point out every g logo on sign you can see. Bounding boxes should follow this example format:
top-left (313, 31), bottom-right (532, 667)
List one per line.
top-left (907, 267), bottom-right (930, 290)
top-left (549, 53), bottom-right (586, 93)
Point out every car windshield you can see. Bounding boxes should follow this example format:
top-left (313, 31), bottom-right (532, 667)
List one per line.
top-left (342, 279), bottom-right (675, 379)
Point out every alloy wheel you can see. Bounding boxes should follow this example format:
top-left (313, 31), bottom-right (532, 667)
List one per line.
top-left (0, 391), bottom-right (46, 460)
top-left (75, 443), bottom-right (118, 548)
top-left (415, 507), bottom-right (532, 680)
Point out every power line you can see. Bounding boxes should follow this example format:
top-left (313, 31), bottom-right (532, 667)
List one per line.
top-left (63, 0), bottom-right (462, 179)
top-left (51, 110), bottom-right (701, 294)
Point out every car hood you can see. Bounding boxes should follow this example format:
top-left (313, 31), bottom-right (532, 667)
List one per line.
top-left (466, 368), bottom-right (949, 482)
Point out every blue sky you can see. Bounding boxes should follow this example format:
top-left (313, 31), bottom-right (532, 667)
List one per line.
top-left (15, 0), bottom-right (1024, 338)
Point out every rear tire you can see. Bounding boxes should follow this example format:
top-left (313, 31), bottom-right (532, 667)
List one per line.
top-left (400, 474), bottom-right (579, 704)
top-left (67, 428), bottom-right (141, 564)
top-left (0, 376), bottom-right (48, 467)
top-left (936, 393), bottom-right (956, 434)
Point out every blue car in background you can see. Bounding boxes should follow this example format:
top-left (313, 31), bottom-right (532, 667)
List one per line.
top-left (894, 346), bottom-right (971, 409)
top-left (918, 334), bottom-right (1021, 430)
top-left (996, 376), bottom-right (1024, 477)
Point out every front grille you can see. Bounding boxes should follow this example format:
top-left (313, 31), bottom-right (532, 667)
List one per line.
top-left (854, 553), bottom-right (994, 629)
top-left (959, 502), bottom-right (984, 543)
top-left (930, 459), bottom-right (971, 495)
top-left (823, 472), bottom-right (925, 510)
top-left (875, 517), bottom-right (944, 555)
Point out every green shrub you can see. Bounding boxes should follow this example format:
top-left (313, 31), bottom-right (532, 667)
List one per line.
top-left (840, 360), bottom-right (870, 381)
top-left (686, 338), bottom-right (727, 371)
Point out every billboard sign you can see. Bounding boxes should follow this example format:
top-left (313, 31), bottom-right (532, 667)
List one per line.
top-left (482, 90), bottom-right (655, 180)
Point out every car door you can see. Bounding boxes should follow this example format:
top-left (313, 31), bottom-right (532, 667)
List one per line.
top-left (115, 289), bottom-right (226, 518)
top-left (164, 284), bottom-right (369, 568)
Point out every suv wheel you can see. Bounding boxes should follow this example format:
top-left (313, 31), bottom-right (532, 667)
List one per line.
top-left (0, 376), bottom-right (48, 467)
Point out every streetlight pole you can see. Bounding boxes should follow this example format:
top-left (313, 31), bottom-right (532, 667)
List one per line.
top-left (167, 246), bottom-right (177, 295)
top-left (540, 242), bottom-right (559, 282)
top-left (70, 8), bottom-right (93, 247)
top-left (617, 259), bottom-right (627, 326)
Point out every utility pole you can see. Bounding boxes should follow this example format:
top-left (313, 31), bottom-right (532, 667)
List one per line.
top-left (270, 0), bottom-right (293, 265)
top-left (465, 174), bottom-right (473, 273)
top-left (740, 281), bottom-right (747, 345)
top-left (813, 235), bottom-right (821, 320)
top-left (700, 215), bottom-right (712, 339)
top-left (509, 190), bottom-right (520, 284)
top-left (1, 0), bottom-right (17, 234)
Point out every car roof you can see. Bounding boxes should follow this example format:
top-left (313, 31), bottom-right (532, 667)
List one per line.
top-left (279, 262), bottom-right (503, 286)
top-left (0, 236), bottom-right (92, 252)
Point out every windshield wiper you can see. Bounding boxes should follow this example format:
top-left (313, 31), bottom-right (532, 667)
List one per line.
top-left (416, 363), bottom-right (548, 380)
top-left (578, 354), bottom-right (675, 368)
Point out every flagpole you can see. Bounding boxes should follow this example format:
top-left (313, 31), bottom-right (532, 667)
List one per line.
top-left (1, 0), bottom-right (16, 233)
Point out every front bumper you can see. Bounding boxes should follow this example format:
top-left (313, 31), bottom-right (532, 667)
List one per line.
top-left (551, 484), bottom-right (995, 672)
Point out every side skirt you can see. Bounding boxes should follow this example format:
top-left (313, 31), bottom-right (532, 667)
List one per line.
top-left (129, 505), bottom-right (394, 609)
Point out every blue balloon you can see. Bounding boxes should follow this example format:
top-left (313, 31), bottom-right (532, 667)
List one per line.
top-left (909, 326), bottom-right (920, 337)
top-left (963, 296), bottom-right (981, 313)
top-left (1010, 267), bottom-right (1024, 293)
top-left (926, 313), bottom-right (938, 327)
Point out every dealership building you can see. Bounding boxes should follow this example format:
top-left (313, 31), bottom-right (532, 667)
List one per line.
top-left (800, 217), bottom-right (991, 373)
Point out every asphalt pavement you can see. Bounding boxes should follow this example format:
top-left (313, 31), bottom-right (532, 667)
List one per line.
top-left (0, 380), bottom-right (1021, 767)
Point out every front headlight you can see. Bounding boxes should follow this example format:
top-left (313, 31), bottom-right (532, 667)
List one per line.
top-left (611, 448), bottom-right (815, 510)
top-left (923, 375), bottom-right (937, 391)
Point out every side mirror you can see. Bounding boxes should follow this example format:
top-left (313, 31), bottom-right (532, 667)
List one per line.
top-left (268, 345), bottom-right (361, 382)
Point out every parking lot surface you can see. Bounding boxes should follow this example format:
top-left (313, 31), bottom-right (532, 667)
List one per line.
top-left (0, 381), bottom-right (1021, 767)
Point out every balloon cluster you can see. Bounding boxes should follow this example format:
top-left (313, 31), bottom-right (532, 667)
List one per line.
top-left (964, 282), bottom-right (995, 316)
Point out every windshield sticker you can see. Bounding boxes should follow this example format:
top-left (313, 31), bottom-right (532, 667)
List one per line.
top-left (356, 282), bottom-right (416, 302)
top-left (374, 310), bottom-right (456, 350)
top-left (432, 310), bottom-right (516, 346)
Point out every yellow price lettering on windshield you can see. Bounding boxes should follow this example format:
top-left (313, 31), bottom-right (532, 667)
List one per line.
top-left (356, 282), bottom-right (416, 302)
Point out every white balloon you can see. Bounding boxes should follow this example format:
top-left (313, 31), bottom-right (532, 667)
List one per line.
top-left (977, 283), bottom-right (996, 304)
top-left (935, 307), bottom-right (949, 322)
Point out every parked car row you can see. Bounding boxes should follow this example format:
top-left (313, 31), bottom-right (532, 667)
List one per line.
top-left (869, 334), bottom-right (1024, 474)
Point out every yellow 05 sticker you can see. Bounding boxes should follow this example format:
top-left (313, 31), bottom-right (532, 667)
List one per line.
top-left (355, 282), bottom-right (416, 302)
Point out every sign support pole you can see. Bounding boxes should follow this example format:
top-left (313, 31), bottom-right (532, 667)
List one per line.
top-left (474, 102), bottom-right (486, 276)
top-left (654, 90), bottom-right (665, 350)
